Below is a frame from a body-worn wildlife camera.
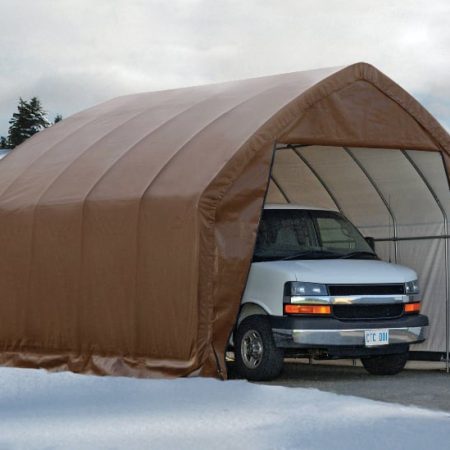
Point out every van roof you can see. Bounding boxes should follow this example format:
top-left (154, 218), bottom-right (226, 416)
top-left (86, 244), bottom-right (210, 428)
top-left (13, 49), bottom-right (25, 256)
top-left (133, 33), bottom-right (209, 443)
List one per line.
top-left (263, 203), bottom-right (339, 212)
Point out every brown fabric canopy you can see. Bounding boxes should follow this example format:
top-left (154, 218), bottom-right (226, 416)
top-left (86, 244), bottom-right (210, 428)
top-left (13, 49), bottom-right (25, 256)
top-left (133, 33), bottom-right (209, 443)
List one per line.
top-left (0, 62), bottom-right (448, 378)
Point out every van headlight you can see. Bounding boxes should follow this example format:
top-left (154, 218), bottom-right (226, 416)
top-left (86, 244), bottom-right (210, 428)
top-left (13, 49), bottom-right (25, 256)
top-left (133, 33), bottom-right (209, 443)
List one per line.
top-left (284, 282), bottom-right (330, 315)
top-left (286, 281), bottom-right (328, 296)
top-left (405, 279), bottom-right (420, 295)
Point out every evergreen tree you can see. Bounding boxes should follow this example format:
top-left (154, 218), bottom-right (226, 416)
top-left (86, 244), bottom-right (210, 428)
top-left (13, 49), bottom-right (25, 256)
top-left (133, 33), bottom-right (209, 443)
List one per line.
top-left (54, 114), bottom-right (63, 123)
top-left (7, 97), bottom-right (51, 148)
top-left (0, 136), bottom-right (9, 149)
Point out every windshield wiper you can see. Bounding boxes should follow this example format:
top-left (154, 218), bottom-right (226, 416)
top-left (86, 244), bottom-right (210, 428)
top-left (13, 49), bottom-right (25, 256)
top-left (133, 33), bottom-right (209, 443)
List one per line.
top-left (253, 255), bottom-right (283, 262)
top-left (281, 250), bottom-right (340, 261)
top-left (339, 251), bottom-right (378, 260)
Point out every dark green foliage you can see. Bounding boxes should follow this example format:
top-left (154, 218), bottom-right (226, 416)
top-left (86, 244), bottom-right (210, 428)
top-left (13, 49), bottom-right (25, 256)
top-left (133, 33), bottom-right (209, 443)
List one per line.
top-left (7, 97), bottom-right (51, 148)
top-left (0, 136), bottom-right (9, 149)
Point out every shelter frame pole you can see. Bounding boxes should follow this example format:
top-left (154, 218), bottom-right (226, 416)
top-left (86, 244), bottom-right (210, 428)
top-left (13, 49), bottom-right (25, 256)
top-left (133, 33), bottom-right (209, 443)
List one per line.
top-left (277, 144), bottom-right (310, 150)
top-left (374, 235), bottom-right (450, 242)
top-left (344, 147), bottom-right (399, 263)
top-left (268, 143), bottom-right (296, 203)
top-left (401, 150), bottom-right (450, 373)
top-left (289, 145), bottom-right (344, 213)
top-left (270, 175), bottom-right (291, 203)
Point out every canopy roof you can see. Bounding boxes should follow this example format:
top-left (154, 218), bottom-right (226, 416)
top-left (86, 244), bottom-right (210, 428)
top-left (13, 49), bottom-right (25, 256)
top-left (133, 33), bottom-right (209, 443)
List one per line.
top-left (0, 62), bottom-right (448, 377)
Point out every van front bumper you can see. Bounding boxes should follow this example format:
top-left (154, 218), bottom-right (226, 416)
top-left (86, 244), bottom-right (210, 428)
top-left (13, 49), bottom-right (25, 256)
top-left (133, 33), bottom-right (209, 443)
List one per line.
top-left (270, 314), bottom-right (428, 350)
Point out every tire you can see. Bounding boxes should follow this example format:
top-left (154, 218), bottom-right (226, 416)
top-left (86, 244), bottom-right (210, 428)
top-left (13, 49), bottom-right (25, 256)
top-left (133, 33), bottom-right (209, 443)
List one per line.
top-left (234, 315), bottom-right (284, 381)
top-left (361, 351), bottom-right (409, 376)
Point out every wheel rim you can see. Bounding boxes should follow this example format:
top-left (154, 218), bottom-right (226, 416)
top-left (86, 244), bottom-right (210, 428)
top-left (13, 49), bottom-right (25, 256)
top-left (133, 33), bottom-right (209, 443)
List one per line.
top-left (241, 329), bottom-right (264, 369)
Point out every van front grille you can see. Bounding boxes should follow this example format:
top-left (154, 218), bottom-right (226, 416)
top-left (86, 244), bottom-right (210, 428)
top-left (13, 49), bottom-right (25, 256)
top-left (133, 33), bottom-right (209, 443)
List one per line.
top-left (333, 303), bottom-right (404, 320)
top-left (328, 284), bottom-right (405, 296)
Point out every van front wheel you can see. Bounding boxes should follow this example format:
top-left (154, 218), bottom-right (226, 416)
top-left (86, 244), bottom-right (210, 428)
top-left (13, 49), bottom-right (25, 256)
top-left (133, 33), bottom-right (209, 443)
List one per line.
top-left (235, 316), bottom-right (284, 381)
top-left (361, 351), bottom-right (409, 375)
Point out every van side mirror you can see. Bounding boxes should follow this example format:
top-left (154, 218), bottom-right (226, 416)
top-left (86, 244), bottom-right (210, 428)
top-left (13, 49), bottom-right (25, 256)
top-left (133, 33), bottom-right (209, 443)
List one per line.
top-left (365, 237), bottom-right (376, 251)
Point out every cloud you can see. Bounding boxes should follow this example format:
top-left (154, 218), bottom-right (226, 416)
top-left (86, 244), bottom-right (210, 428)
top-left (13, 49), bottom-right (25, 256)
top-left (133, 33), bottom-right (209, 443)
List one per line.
top-left (0, 0), bottom-right (449, 136)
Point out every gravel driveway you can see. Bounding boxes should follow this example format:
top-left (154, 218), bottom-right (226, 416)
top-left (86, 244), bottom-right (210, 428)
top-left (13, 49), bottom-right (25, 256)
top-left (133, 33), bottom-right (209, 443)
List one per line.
top-left (256, 360), bottom-right (450, 412)
top-left (260, 361), bottom-right (450, 412)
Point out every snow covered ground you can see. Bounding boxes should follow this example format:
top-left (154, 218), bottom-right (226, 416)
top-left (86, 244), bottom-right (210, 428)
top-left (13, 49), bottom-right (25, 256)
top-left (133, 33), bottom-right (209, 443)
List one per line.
top-left (0, 367), bottom-right (449, 449)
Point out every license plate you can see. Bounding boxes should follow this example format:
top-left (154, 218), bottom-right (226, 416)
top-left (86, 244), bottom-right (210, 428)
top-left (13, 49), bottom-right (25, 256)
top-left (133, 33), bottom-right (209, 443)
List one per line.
top-left (365, 329), bottom-right (389, 347)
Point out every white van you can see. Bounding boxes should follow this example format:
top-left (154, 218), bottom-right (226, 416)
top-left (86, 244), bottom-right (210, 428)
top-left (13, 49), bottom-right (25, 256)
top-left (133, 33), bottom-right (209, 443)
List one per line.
top-left (233, 204), bottom-right (429, 380)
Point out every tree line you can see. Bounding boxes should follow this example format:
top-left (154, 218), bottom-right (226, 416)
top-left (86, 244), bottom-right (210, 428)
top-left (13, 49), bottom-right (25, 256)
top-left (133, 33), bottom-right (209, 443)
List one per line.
top-left (0, 97), bottom-right (62, 150)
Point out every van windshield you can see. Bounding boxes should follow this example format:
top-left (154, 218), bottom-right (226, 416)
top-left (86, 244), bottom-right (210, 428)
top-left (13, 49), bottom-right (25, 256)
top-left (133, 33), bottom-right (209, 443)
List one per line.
top-left (253, 209), bottom-right (377, 262)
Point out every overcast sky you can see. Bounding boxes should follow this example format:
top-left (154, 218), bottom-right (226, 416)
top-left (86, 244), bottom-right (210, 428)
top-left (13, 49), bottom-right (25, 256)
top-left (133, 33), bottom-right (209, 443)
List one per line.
top-left (0, 0), bottom-right (449, 137)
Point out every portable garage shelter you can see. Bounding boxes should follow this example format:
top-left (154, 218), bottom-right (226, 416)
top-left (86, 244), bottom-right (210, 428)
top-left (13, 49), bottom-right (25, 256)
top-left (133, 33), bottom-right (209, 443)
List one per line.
top-left (0, 62), bottom-right (449, 378)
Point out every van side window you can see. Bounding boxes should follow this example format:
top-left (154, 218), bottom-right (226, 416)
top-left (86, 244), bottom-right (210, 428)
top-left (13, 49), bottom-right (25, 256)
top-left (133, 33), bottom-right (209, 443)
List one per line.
top-left (314, 213), bottom-right (371, 253)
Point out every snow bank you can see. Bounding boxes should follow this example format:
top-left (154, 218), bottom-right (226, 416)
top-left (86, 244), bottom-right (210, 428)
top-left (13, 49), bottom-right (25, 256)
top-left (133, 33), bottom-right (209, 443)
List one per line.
top-left (0, 367), bottom-right (449, 449)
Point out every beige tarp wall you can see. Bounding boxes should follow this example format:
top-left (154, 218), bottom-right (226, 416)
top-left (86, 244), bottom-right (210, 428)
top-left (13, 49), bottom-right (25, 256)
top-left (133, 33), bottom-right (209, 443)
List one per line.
top-left (0, 62), bottom-right (448, 378)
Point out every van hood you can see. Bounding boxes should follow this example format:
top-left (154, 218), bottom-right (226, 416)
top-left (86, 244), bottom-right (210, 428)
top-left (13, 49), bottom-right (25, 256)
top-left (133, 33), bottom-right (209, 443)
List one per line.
top-left (254, 259), bottom-right (417, 285)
